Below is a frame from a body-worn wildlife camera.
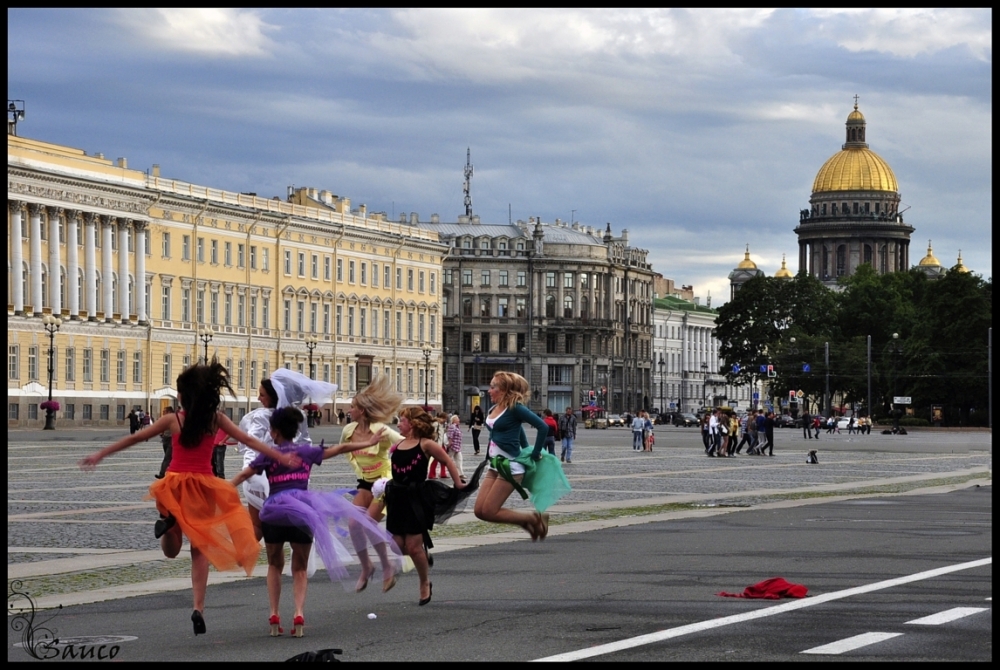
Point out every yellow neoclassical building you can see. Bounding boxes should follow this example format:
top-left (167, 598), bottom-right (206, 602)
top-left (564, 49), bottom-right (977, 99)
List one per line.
top-left (8, 133), bottom-right (447, 426)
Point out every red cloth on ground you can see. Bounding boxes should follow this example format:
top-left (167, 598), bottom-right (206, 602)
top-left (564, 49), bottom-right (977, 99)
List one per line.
top-left (716, 577), bottom-right (808, 599)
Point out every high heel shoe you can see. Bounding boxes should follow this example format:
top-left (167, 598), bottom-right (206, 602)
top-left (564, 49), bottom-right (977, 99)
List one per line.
top-left (382, 575), bottom-right (397, 593)
top-left (269, 614), bottom-right (283, 637)
top-left (292, 615), bottom-right (305, 638)
top-left (154, 514), bottom-right (176, 539)
top-left (418, 582), bottom-right (433, 606)
top-left (191, 610), bottom-right (206, 636)
top-left (355, 565), bottom-right (375, 593)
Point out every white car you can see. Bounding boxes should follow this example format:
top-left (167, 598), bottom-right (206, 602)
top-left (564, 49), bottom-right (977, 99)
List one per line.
top-left (836, 417), bottom-right (852, 430)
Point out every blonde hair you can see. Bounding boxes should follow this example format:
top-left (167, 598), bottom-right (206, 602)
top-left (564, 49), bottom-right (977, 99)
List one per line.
top-left (491, 371), bottom-right (530, 409)
top-left (352, 374), bottom-right (403, 424)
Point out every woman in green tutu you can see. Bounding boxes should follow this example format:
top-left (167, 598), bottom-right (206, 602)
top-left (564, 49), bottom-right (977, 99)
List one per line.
top-left (473, 371), bottom-right (571, 540)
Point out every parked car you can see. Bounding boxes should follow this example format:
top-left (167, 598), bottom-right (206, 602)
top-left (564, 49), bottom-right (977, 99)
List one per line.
top-left (606, 414), bottom-right (625, 427)
top-left (673, 413), bottom-right (698, 427)
top-left (837, 416), bottom-right (852, 430)
top-left (778, 414), bottom-right (798, 428)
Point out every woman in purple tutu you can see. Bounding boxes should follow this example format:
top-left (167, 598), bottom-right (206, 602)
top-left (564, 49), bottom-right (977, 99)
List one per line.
top-left (231, 407), bottom-right (397, 637)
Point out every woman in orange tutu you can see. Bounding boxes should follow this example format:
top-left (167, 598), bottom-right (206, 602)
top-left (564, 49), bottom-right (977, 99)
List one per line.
top-left (79, 361), bottom-right (300, 636)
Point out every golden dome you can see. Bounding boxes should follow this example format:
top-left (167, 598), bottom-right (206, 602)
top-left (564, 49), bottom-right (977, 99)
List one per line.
top-left (953, 251), bottom-right (970, 273)
top-left (813, 147), bottom-right (898, 193)
top-left (847, 107), bottom-right (865, 122)
top-left (737, 245), bottom-right (757, 270)
top-left (918, 241), bottom-right (941, 267)
top-left (775, 254), bottom-right (793, 278)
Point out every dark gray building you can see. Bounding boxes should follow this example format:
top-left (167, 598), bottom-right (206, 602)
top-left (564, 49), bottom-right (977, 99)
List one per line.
top-left (418, 215), bottom-right (655, 418)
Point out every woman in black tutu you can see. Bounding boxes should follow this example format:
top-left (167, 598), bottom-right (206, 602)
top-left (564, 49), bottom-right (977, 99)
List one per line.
top-left (385, 406), bottom-right (484, 606)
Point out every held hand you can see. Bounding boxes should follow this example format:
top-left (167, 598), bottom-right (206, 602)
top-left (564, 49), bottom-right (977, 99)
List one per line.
top-left (531, 451), bottom-right (543, 462)
top-left (79, 453), bottom-right (102, 471)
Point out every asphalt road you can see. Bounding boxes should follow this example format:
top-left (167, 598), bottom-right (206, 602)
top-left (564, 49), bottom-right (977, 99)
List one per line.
top-left (7, 487), bottom-right (991, 662)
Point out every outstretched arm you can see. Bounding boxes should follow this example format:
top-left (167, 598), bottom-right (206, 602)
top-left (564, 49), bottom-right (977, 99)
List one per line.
top-left (217, 412), bottom-right (300, 468)
top-left (322, 428), bottom-right (387, 460)
top-left (230, 465), bottom-right (257, 488)
top-left (80, 414), bottom-right (177, 470)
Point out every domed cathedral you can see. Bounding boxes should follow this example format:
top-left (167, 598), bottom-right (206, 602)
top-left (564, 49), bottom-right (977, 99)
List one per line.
top-left (795, 100), bottom-right (914, 286)
top-left (916, 240), bottom-right (946, 279)
top-left (728, 245), bottom-right (764, 300)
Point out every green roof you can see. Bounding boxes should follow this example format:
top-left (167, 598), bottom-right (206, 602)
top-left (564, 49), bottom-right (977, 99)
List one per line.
top-left (653, 295), bottom-right (717, 314)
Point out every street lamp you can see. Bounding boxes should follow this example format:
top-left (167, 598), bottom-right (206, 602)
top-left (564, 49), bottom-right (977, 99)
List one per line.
top-left (305, 335), bottom-right (318, 379)
top-left (198, 327), bottom-right (213, 363)
top-left (42, 314), bottom-right (61, 430)
top-left (422, 347), bottom-right (432, 409)
top-left (701, 362), bottom-right (709, 410)
top-left (890, 332), bottom-right (903, 433)
top-left (658, 354), bottom-right (665, 418)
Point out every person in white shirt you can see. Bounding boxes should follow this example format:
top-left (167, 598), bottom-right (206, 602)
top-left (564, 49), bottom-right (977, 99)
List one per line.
top-left (631, 414), bottom-right (645, 451)
top-left (708, 410), bottom-right (720, 457)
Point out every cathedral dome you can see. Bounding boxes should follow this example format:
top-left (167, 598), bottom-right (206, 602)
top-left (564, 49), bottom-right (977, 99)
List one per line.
top-left (774, 254), bottom-right (793, 278)
top-left (812, 103), bottom-right (898, 194)
top-left (953, 252), bottom-right (970, 274)
top-left (736, 246), bottom-right (757, 270)
top-left (918, 241), bottom-right (941, 267)
top-left (812, 147), bottom-right (898, 193)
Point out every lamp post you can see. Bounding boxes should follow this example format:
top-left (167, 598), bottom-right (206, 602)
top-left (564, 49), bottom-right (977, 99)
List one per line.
top-left (422, 347), bottom-right (432, 409)
top-left (198, 327), bottom-right (213, 363)
top-left (658, 354), bottom-right (665, 419)
top-left (701, 361), bottom-right (709, 410)
top-left (305, 335), bottom-right (318, 379)
top-left (42, 314), bottom-right (61, 430)
top-left (890, 332), bottom-right (903, 433)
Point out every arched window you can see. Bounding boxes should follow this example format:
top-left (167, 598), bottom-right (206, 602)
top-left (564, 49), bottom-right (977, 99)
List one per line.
top-left (836, 245), bottom-right (846, 276)
top-left (580, 298), bottom-right (589, 320)
top-left (545, 294), bottom-right (555, 318)
top-left (563, 295), bottom-right (573, 318)
top-left (864, 244), bottom-right (873, 266)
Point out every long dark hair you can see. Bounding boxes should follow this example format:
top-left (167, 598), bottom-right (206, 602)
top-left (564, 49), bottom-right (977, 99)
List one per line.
top-left (176, 359), bottom-right (235, 448)
top-left (260, 378), bottom-right (278, 408)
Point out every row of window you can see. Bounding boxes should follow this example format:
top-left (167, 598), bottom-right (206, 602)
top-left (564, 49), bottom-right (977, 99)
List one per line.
top-left (281, 252), bottom-right (437, 294)
top-left (279, 303), bottom-right (438, 341)
top-left (8, 345), bottom-right (142, 384)
top-left (18, 221), bottom-right (150, 255)
top-left (812, 201), bottom-right (896, 217)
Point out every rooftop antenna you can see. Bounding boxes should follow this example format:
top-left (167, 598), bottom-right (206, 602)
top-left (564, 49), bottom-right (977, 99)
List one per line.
top-left (463, 147), bottom-right (474, 217)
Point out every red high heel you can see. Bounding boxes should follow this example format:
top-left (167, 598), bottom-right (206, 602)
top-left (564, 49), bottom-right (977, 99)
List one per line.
top-left (293, 615), bottom-right (305, 638)
top-left (269, 614), bottom-right (283, 637)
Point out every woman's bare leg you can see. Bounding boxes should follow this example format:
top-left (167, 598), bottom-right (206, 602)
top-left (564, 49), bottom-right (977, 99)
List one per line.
top-left (349, 489), bottom-right (376, 590)
top-left (402, 534), bottom-right (430, 601)
top-left (290, 542), bottom-right (310, 619)
top-left (474, 471), bottom-right (537, 535)
top-left (248, 504), bottom-right (263, 543)
top-left (266, 542), bottom-right (284, 617)
top-left (191, 545), bottom-right (209, 612)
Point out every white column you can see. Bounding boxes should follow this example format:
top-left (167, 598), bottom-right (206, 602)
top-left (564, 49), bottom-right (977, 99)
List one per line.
top-left (134, 221), bottom-right (148, 324)
top-left (65, 210), bottom-right (80, 319)
top-left (47, 206), bottom-right (63, 316)
top-left (83, 213), bottom-right (98, 321)
top-left (29, 203), bottom-right (44, 316)
top-left (118, 220), bottom-right (130, 322)
top-left (9, 200), bottom-right (24, 315)
top-left (101, 216), bottom-right (114, 322)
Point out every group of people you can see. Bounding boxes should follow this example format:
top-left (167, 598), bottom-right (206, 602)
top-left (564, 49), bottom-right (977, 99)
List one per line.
top-left (80, 365), bottom-right (571, 639)
top-left (539, 407), bottom-right (580, 462)
top-left (127, 408), bottom-right (153, 434)
top-left (702, 408), bottom-right (776, 457)
top-left (630, 411), bottom-right (655, 452)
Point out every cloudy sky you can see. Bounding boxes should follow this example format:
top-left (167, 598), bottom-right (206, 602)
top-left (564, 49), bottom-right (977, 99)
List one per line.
top-left (8, 9), bottom-right (992, 303)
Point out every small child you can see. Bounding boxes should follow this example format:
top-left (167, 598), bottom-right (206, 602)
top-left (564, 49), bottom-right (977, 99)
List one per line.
top-left (231, 407), bottom-right (400, 638)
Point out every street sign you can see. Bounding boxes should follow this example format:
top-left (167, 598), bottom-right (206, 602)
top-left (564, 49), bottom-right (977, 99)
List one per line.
top-left (732, 364), bottom-right (740, 374)
top-left (759, 364), bottom-right (768, 374)
top-left (796, 390), bottom-right (804, 398)
top-left (752, 392), bottom-right (760, 400)
top-left (893, 396), bottom-right (912, 405)
top-left (802, 364), bottom-right (811, 373)
top-left (669, 402), bottom-right (676, 409)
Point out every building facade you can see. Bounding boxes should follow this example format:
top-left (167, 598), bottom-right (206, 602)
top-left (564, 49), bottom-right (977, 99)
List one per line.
top-left (795, 102), bottom-right (915, 286)
top-left (419, 216), bottom-right (656, 417)
top-left (653, 295), bottom-right (753, 415)
top-left (8, 134), bottom-right (447, 426)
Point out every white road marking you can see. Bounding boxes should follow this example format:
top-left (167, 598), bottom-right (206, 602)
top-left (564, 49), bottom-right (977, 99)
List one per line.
top-left (532, 556), bottom-right (991, 662)
top-left (801, 632), bottom-right (903, 655)
top-left (905, 607), bottom-right (988, 625)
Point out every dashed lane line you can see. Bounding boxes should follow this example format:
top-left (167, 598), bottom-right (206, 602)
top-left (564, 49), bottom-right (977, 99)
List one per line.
top-left (906, 607), bottom-right (989, 625)
top-left (801, 632), bottom-right (903, 655)
top-left (531, 556), bottom-right (991, 662)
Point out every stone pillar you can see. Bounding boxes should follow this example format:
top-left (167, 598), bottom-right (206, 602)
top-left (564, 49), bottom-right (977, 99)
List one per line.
top-left (134, 221), bottom-right (148, 324)
top-left (47, 207), bottom-right (63, 316)
top-left (101, 216), bottom-right (114, 322)
top-left (118, 220), bottom-right (130, 322)
top-left (83, 213), bottom-right (98, 321)
top-left (9, 200), bottom-right (24, 315)
top-left (29, 203), bottom-right (44, 316)
top-left (65, 210), bottom-right (80, 319)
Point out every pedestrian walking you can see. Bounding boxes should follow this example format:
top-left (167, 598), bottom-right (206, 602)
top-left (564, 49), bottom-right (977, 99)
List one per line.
top-left (155, 407), bottom-right (175, 479)
top-left (763, 411), bottom-right (776, 456)
top-left (801, 411), bottom-right (812, 440)
top-left (128, 408), bottom-right (139, 435)
top-left (558, 407), bottom-right (577, 463)
top-left (447, 415), bottom-right (465, 481)
top-left (543, 409), bottom-right (559, 455)
top-left (631, 412), bottom-right (645, 451)
top-left (471, 405), bottom-right (485, 455)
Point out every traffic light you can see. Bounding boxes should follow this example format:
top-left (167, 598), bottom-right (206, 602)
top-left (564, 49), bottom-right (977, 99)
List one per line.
top-left (767, 365), bottom-right (776, 378)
